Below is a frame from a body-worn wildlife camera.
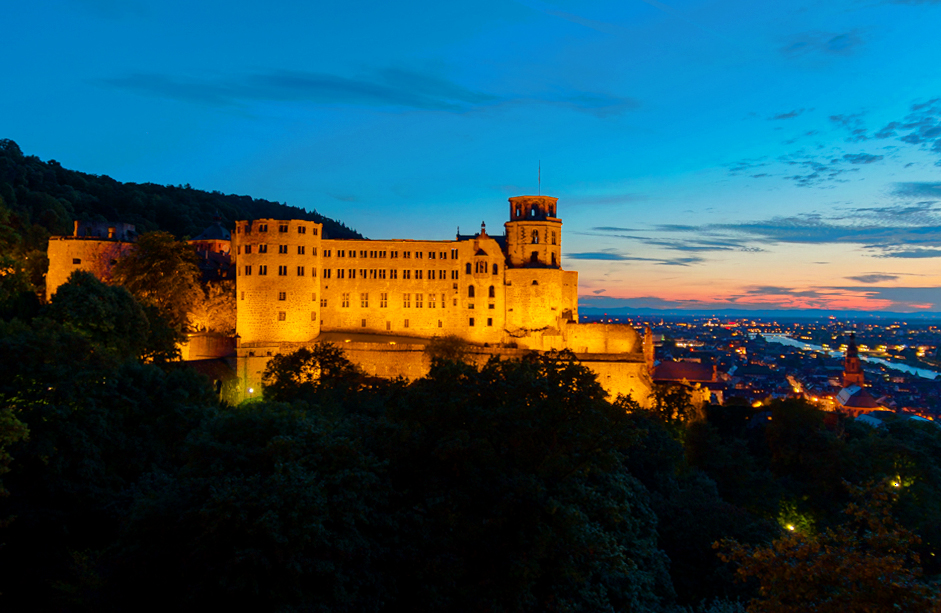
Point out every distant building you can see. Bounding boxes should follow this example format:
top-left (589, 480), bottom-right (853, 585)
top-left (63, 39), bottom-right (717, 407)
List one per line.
top-left (836, 333), bottom-right (882, 415)
top-left (45, 221), bottom-right (137, 300)
top-left (188, 218), bottom-right (234, 282)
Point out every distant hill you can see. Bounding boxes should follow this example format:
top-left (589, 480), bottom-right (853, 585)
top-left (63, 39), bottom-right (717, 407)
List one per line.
top-left (0, 139), bottom-right (362, 245)
top-left (578, 305), bottom-right (941, 321)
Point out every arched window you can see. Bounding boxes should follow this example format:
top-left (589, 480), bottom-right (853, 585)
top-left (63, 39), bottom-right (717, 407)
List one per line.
top-left (531, 230), bottom-right (539, 244)
top-left (492, 263), bottom-right (498, 275)
top-left (488, 285), bottom-right (495, 298)
top-left (531, 205), bottom-right (538, 217)
top-left (468, 285), bottom-right (475, 298)
top-left (515, 205), bottom-right (521, 217)
top-left (465, 263), bottom-right (472, 274)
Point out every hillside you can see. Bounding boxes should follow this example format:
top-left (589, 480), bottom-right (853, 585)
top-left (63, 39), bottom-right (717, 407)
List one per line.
top-left (0, 138), bottom-right (362, 252)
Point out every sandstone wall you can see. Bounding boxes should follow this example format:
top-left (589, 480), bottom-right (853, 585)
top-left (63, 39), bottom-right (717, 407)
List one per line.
top-left (46, 237), bottom-right (134, 300)
top-left (234, 219), bottom-right (322, 344)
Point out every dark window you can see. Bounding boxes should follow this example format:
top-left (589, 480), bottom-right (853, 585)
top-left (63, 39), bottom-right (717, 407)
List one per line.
top-left (465, 263), bottom-right (472, 274)
top-left (488, 285), bottom-right (495, 298)
top-left (468, 286), bottom-right (475, 298)
top-left (531, 252), bottom-right (538, 263)
top-left (469, 317), bottom-right (475, 327)
top-left (278, 311), bottom-right (286, 321)
top-left (492, 263), bottom-right (498, 275)
top-left (72, 258), bottom-right (81, 264)
top-left (487, 318), bottom-right (493, 327)
top-left (279, 224), bottom-right (288, 233)
top-left (278, 291), bottom-right (286, 301)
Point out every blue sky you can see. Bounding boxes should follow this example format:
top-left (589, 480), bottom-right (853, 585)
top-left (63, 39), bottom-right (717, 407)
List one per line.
top-left (7, 0), bottom-right (941, 312)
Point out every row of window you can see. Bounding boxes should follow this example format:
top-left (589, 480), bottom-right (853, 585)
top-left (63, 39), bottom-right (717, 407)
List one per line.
top-left (242, 265), bottom-right (314, 276)
top-left (268, 314), bottom-right (493, 328)
top-left (331, 248), bottom-right (459, 260)
top-left (237, 223), bottom-right (319, 235)
top-left (239, 245), bottom-right (317, 255)
top-left (235, 223), bottom-right (317, 236)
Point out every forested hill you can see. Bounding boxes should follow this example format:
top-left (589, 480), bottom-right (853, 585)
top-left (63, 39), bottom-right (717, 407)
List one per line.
top-left (0, 139), bottom-right (362, 243)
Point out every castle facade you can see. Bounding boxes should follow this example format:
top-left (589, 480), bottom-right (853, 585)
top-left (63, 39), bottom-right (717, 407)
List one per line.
top-left (234, 196), bottom-right (654, 404)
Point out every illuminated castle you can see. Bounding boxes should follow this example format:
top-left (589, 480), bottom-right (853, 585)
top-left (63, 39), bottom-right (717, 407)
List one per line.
top-left (234, 196), bottom-right (654, 403)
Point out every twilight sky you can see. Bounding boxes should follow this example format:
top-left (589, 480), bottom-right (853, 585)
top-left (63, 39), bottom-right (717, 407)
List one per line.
top-left (7, 0), bottom-right (941, 313)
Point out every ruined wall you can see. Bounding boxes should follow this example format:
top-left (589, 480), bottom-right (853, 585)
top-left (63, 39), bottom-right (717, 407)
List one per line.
top-left (234, 219), bottom-right (322, 344)
top-left (504, 268), bottom-right (578, 343)
top-left (235, 341), bottom-right (652, 407)
top-left (46, 237), bottom-right (135, 300)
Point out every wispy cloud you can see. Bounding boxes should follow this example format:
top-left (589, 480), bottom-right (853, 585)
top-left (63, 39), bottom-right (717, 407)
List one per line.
top-left (566, 249), bottom-right (704, 266)
top-left (99, 68), bottom-right (640, 117)
top-left (780, 30), bottom-right (865, 57)
top-left (846, 274), bottom-right (900, 283)
top-left (769, 108), bottom-right (810, 120)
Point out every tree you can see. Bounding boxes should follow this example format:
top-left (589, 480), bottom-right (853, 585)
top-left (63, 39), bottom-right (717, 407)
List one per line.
top-left (111, 231), bottom-right (202, 332)
top-left (717, 481), bottom-right (941, 613)
top-left (47, 270), bottom-right (149, 361)
top-left (189, 280), bottom-right (235, 334)
top-left (261, 342), bottom-right (362, 401)
top-left (423, 334), bottom-right (471, 364)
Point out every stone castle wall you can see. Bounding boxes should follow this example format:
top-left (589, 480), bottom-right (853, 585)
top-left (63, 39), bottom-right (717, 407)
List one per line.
top-left (234, 219), bottom-right (322, 344)
top-left (46, 237), bottom-right (135, 300)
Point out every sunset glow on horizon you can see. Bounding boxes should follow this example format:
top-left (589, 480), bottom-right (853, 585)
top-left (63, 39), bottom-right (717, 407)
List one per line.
top-left (6, 0), bottom-right (941, 313)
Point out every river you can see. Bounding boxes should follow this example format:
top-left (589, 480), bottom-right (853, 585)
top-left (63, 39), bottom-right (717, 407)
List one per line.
top-left (759, 334), bottom-right (940, 380)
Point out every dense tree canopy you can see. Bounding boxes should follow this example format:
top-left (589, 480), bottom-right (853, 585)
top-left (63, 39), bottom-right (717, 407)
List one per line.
top-left (2, 315), bottom-right (941, 610)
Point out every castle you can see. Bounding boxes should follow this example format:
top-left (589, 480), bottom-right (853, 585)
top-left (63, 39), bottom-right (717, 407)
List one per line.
top-left (233, 196), bottom-right (654, 404)
top-left (44, 196), bottom-right (654, 404)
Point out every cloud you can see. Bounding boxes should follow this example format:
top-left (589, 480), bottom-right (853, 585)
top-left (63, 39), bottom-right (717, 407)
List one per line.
top-left (769, 108), bottom-right (809, 120)
top-left (644, 202), bottom-right (941, 258)
top-left (565, 250), bottom-right (704, 266)
top-left (874, 248), bottom-right (941, 258)
top-left (582, 227), bottom-right (762, 253)
top-left (100, 68), bottom-right (639, 117)
top-left (101, 69), bottom-right (497, 111)
top-left (874, 98), bottom-right (941, 163)
top-left (842, 152), bottom-right (883, 164)
top-left (892, 182), bottom-right (941, 199)
top-left (780, 30), bottom-right (864, 57)
top-left (845, 274), bottom-right (900, 283)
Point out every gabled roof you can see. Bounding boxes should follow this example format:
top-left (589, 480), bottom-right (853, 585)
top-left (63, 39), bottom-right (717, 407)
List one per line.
top-left (192, 221), bottom-right (231, 242)
top-left (836, 384), bottom-right (881, 409)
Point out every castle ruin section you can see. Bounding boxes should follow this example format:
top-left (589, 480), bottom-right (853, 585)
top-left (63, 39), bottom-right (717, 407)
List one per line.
top-left (46, 221), bottom-right (137, 300)
top-left (234, 219), bottom-right (322, 345)
top-left (233, 196), bottom-right (654, 405)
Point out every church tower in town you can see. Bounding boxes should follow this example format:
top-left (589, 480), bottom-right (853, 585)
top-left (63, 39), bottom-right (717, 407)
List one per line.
top-left (843, 333), bottom-right (865, 387)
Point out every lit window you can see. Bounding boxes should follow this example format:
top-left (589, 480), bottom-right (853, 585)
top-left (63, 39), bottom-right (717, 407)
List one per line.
top-left (403, 293), bottom-right (411, 308)
top-left (361, 293), bottom-right (369, 308)
top-left (416, 293), bottom-right (423, 308)
top-left (429, 294), bottom-right (436, 308)
top-left (342, 293), bottom-right (350, 308)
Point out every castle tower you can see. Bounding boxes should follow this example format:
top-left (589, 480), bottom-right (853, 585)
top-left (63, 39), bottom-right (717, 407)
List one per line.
top-left (504, 196), bottom-right (562, 268)
top-left (843, 333), bottom-right (865, 387)
top-left (234, 219), bottom-right (322, 345)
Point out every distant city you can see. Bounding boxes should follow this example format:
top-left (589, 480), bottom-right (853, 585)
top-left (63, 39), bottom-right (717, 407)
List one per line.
top-left (583, 314), bottom-right (940, 418)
